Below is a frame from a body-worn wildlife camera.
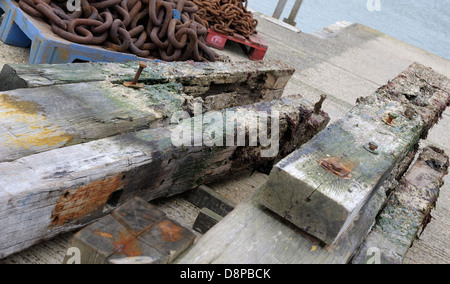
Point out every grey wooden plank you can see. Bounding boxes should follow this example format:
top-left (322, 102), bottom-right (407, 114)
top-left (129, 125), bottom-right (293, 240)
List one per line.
top-left (193, 208), bottom-right (224, 234)
top-left (0, 81), bottom-right (185, 162)
top-left (0, 60), bottom-right (295, 109)
top-left (176, 138), bottom-right (418, 264)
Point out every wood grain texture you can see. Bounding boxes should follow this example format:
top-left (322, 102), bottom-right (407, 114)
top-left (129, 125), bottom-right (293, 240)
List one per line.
top-left (0, 94), bottom-right (329, 259)
top-left (193, 208), bottom-right (224, 234)
top-left (259, 63), bottom-right (450, 244)
top-left (0, 60), bottom-right (294, 111)
top-left (176, 130), bottom-right (419, 264)
top-left (0, 81), bottom-right (182, 162)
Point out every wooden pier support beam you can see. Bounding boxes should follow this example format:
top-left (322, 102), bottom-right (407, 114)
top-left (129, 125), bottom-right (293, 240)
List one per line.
top-left (273, 0), bottom-right (288, 19)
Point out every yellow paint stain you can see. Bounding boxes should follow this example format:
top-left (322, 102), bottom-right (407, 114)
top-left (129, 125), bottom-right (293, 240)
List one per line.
top-left (311, 246), bottom-right (318, 252)
top-left (0, 94), bottom-right (73, 149)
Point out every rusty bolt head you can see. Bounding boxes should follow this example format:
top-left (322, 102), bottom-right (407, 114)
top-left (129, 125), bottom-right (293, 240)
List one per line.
top-left (364, 142), bottom-right (379, 155)
top-left (369, 142), bottom-right (378, 151)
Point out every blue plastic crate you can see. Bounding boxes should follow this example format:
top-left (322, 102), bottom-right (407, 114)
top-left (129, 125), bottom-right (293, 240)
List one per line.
top-left (0, 0), bottom-right (151, 64)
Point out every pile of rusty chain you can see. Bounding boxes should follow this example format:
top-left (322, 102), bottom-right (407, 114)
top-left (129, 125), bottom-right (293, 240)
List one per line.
top-left (18, 0), bottom-right (217, 62)
top-left (192, 0), bottom-right (257, 37)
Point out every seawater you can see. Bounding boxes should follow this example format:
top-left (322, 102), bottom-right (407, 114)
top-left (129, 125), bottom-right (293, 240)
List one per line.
top-left (248, 0), bottom-right (450, 61)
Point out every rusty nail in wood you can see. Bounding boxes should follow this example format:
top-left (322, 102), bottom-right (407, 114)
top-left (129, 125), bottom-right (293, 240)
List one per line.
top-left (314, 94), bottom-right (327, 114)
top-left (369, 142), bottom-right (378, 151)
top-left (385, 112), bottom-right (399, 124)
top-left (124, 61), bottom-right (147, 88)
top-left (132, 61), bottom-right (147, 85)
top-left (318, 157), bottom-right (353, 179)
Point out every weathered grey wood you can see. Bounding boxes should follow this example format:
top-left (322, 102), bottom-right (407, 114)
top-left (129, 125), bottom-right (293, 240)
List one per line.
top-left (63, 197), bottom-right (195, 264)
top-left (259, 63), bottom-right (450, 245)
top-left (177, 111), bottom-right (420, 265)
top-left (0, 60), bottom-right (295, 111)
top-left (0, 59), bottom-right (294, 162)
top-left (193, 208), bottom-right (224, 234)
top-left (0, 81), bottom-right (185, 162)
top-left (176, 172), bottom-right (399, 264)
top-left (182, 185), bottom-right (235, 217)
top-left (352, 146), bottom-right (449, 264)
top-left (0, 94), bottom-right (329, 259)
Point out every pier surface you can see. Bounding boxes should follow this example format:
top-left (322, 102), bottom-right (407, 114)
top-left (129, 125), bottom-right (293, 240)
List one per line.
top-left (1, 10), bottom-right (449, 264)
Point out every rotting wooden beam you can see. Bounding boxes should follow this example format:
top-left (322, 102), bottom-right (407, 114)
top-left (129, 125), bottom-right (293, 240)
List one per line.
top-left (0, 60), bottom-right (295, 111)
top-left (259, 63), bottom-right (450, 245)
top-left (0, 82), bottom-right (185, 162)
top-left (0, 94), bottom-right (329, 259)
top-left (352, 146), bottom-right (449, 264)
top-left (176, 151), bottom-right (413, 264)
top-left (0, 59), bottom-right (294, 162)
top-left (177, 63), bottom-right (449, 264)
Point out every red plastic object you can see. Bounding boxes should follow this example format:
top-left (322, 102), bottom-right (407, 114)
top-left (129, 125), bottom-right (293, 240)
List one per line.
top-left (206, 28), bottom-right (268, 61)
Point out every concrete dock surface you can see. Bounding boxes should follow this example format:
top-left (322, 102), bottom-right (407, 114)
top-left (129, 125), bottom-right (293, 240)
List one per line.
top-left (0, 10), bottom-right (448, 264)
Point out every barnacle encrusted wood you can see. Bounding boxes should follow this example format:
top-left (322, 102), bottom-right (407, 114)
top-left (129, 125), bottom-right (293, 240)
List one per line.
top-left (259, 63), bottom-right (450, 245)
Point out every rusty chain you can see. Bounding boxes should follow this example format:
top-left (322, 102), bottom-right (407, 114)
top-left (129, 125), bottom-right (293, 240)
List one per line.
top-left (18, 0), bottom-right (217, 62)
top-left (192, 0), bottom-right (258, 37)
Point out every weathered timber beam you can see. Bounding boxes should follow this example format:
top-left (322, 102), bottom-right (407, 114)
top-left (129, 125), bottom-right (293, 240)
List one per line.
top-left (176, 150), bottom-right (414, 264)
top-left (64, 197), bottom-right (195, 264)
top-left (0, 60), bottom-right (295, 110)
top-left (352, 146), bottom-right (449, 264)
top-left (0, 94), bottom-right (329, 258)
top-left (259, 63), bottom-right (450, 245)
top-left (0, 59), bottom-right (294, 162)
top-left (0, 81), bottom-right (186, 162)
